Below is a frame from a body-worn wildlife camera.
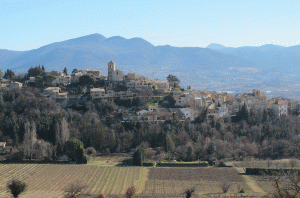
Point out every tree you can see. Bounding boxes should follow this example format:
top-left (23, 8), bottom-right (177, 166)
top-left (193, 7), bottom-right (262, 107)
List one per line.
top-left (64, 138), bottom-right (85, 163)
top-left (42, 65), bottom-right (45, 71)
top-left (165, 133), bottom-right (175, 152)
top-left (0, 69), bottom-right (3, 79)
top-left (35, 75), bottom-right (43, 86)
top-left (27, 66), bottom-right (44, 77)
top-left (72, 69), bottom-right (78, 74)
top-left (7, 179), bottom-right (27, 198)
top-left (47, 75), bottom-right (56, 85)
top-left (167, 74), bottom-right (180, 88)
top-left (63, 67), bottom-right (68, 75)
top-left (185, 187), bottom-right (195, 198)
top-left (79, 75), bottom-right (95, 85)
top-left (3, 69), bottom-right (15, 79)
top-left (23, 121), bottom-right (37, 160)
top-left (125, 186), bottom-right (138, 198)
top-left (265, 169), bottom-right (300, 197)
top-left (55, 118), bottom-right (70, 153)
top-left (64, 181), bottom-right (86, 198)
top-left (236, 102), bottom-right (248, 122)
top-left (133, 142), bottom-right (148, 166)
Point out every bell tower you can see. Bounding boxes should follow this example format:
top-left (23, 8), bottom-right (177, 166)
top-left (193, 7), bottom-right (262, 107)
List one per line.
top-left (108, 61), bottom-right (115, 81)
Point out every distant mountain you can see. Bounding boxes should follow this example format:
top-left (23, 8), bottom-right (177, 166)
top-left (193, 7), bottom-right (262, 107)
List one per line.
top-left (206, 43), bottom-right (226, 50)
top-left (1, 35), bottom-right (300, 97)
top-left (0, 49), bottom-right (24, 64)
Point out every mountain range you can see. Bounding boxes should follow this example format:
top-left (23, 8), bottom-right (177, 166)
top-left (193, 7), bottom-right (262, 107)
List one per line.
top-left (1, 33), bottom-right (300, 99)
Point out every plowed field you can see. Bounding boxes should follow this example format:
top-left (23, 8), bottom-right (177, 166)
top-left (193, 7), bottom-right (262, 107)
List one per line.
top-left (143, 167), bottom-right (253, 196)
top-left (0, 164), bottom-right (148, 198)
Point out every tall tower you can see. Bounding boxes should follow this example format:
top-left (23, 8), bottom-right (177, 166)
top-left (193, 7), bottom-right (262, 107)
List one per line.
top-left (108, 61), bottom-right (115, 81)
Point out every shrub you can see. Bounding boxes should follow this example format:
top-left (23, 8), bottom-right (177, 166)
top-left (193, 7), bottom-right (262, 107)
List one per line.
top-left (141, 162), bottom-right (156, 167)
top-left (64, 181), bottom-right (87, 198)
top-left (86, 147), bottom-right (96, 155)
top-left (97, 193), bottom-right (106, 198)
top-left (185, 187), bottom-right (195, 198)
top-left (126, 186), bottom-right (138, 198)
top-left (157, 162), bottom-right (208, 167)
top-left (216, 159), bottom-right (227, 167)
top-left (7, 179), bottom-right (27, 198)
top-left (237, 183), bottom-right (245, 193)
top-left (220, 181), bottom-right (231, 193)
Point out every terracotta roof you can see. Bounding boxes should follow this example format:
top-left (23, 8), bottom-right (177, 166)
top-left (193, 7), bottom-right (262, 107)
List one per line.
top-left (277, 100), bottom-right (287, 105)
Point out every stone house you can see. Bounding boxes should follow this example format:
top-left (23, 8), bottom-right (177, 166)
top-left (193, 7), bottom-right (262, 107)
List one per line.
top-left (80, 69), bottom-right (101, 78)
top-left (90, 88), bottom-right (105, 99)
top-left (55, 75), bottom-right (71, 85)
top-left (272, 100), bottom-right (288, 117)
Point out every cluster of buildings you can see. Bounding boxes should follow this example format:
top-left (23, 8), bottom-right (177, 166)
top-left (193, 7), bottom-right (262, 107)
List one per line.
top-left (0, 61), bottom-right (295, 122)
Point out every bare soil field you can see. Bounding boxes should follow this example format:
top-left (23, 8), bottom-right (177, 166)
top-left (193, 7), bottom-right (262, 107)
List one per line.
top-left (143, 167), bottom-right (254, 196)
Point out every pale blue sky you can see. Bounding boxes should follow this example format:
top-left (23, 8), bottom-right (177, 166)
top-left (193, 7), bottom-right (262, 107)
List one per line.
top-left (0, 0), bottom-right (299, 51)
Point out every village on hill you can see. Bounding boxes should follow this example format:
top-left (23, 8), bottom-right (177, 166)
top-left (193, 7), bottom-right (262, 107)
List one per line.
top-left (0, 61), bottom-right (294, 123)
top-left (1, 62), bottom-right (300, 198)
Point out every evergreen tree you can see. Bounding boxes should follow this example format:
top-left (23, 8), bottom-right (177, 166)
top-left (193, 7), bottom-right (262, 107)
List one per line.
top-left (55, 118), bottom-right (70, 154)
top-left (72, 68), bottom-right (78, 74)
top-left (236, 102), bottom-right (248, 121)
top-left (63, 67), bottom-right (68, 75)
top-left (65, 138), bottom-right (85, 163)
top-left (23, 121), bottom-right (37, 160)
top-left (165, 133), bottom-right (175, 152)
top-left (3, 69), bottom-right (15, 79)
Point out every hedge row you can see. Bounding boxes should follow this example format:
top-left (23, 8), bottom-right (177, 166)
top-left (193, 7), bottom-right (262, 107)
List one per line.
top-left (141, 162), bottom-right (209, 167)
top-left (157, 162), bottom-right (209, 167)
top-left (142, 162), bottom-right (156, 167)
top-left (245, 167), bottom-right (300, 175)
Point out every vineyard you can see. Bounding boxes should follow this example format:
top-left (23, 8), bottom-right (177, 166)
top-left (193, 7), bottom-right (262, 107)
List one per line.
top-left (0, 164), bottom-right (148, 198)
top-left (142, 167), bottom-right (253, 196)
top-left (0, 164), bottom-right (272, 197)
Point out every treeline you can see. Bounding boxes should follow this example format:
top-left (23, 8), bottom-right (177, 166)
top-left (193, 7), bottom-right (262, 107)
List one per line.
top-left (1, 88), bottom-right (300, 161)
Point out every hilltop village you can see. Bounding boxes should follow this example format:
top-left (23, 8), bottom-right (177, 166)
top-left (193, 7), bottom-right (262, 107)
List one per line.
top-left (1, 61), bottom-right (300, 168)
top-left (0, 61), bottom-right (295, 122)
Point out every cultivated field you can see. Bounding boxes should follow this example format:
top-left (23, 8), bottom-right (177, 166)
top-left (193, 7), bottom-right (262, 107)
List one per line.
top-left (0, 164), bottom-right (148, 198)
top-left (142, 167), bottom-right (254, 196)
top-left (0, 164), bottom-right (275, 197)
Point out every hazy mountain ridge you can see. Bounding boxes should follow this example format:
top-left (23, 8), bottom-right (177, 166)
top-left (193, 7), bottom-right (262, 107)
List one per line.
top-left (1, 34), bottom-right (300, 97)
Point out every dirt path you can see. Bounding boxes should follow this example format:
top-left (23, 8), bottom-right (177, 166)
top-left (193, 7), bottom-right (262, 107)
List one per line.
top-left (235, 167), bottom-right (265, 194)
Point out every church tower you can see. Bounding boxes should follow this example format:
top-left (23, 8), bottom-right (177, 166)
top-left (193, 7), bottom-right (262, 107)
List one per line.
top-left (108, 61), bottom-right (115, 81)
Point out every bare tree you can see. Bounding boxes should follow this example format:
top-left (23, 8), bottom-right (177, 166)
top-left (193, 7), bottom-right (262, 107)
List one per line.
top-left (236, 183), bottom-right (245, 193)
top-left (267, 158), bottom-right (273, 168)
top-left (55, 117), bottom-right (70, 152)
top-left (265, 169), bottom-right (300, 197)
top-left (23, 121), bottom-right (37, 160)
top-left (64, 181), bottom-right (86, 198)
top-left (219, 181), bottom-right (231, 193)
top-left (185, 187), bottom-right (195, 198)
